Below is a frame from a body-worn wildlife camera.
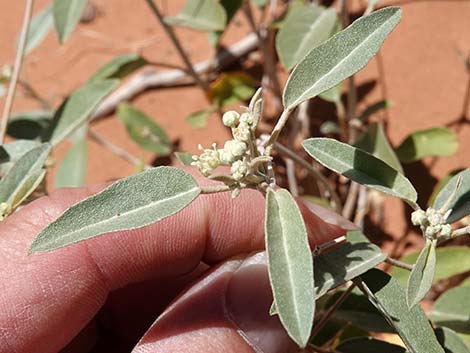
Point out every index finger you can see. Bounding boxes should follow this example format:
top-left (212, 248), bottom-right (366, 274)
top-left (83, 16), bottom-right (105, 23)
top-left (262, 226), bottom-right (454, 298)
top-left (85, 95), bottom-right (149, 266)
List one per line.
top-left (0, 174), bottom-right (348, 353)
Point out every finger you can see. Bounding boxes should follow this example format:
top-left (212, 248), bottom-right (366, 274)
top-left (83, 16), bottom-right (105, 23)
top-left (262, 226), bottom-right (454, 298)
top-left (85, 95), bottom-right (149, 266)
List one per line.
top-left (132, 252), bottom-right (299, 353)
top-left (0, 171), bottom-right (349, 353)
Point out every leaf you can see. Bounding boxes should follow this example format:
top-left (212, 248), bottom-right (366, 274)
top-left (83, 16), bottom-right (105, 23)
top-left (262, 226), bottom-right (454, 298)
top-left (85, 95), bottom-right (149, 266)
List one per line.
top-left (29, 167), bottom-right (200, 253)
top-left (433, 169), bottom-right (470, 223)
top-left (319, 82), bottom-right (342, 103)
top-left (357, 99), bottom-right (392, 121)
top-left (270, 230), bottom-right (386, 316)
top-left (429, 169), bottom-right (464, 206)
top-left (435, 327), bottom-right (470, 353)
top-left (45, 79), bottom-right (118, 146)
top-left (55, 138), bottom-right (87, 188)
top-left (21, 5), bottom-right (54, 55)
top-left (396, 128), bottom-right (459, 163)
top-left (315, 231), bottom-right (386, 298)
top-left (117, 103), bottom-right (172, 156)
top-left (186, 109), bottom-right (212, 129)
top-left (209, 0), bottom-right (243, 46)
top-left (88, 53), bottom-right (148, 84)
top-left (276, 4), bottom-right (337, 70)
top-left (0, 140), bottom-right (40, 176)
top-left (359, 269), bottom-right (445, 353)
top-left (53, 0), bottom-right (88, 43)
top-left (406, 240), bottom-right (436, 308)
top-left (265, 188), bottom-right (314, 348)
top-left (337, 337), bottom-right (406, 353)
top-left (7, 110), bottom-right (53, 140)
top-left (393, 246), bottom-right (470, 287)
top-left (0, 144), bottom-right (51, 216)
top-left (355, 122), bottom-right (403, 173)
top-left (174, 152), bottom-right (194, 166)
top-left (165, 0), bottom-right (227, 32)
top-left (429, 285), bottom-right (470, 333)
top-left (302, 138), bottom-right (417, 203)
top-left (283, 7), bottom-right (401, 110)
top-left (208, 72), bottom-right (255, 107)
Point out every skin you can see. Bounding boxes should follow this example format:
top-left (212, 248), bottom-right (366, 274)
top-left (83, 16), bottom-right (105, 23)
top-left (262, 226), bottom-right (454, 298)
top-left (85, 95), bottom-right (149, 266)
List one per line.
top-left (0, 173), bottom-right (352, 353)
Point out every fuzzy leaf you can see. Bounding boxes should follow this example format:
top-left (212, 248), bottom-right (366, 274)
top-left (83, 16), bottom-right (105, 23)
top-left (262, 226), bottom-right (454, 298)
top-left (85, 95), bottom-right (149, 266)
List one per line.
top-left (435, 327), bottom-right (470, 353)
top-left (360, 269), bottom-right (445, 353)
top-left (396, 128), bottom-right (459, 163)
top-left (430, 285), bottom-right (470, 334)
top-left (53, 0), bottom-right (88, 43)
top-left (174, 152), bottom-right (194, 166)
top-left (433, 169), bottom-right (470, 223)
top-left (355, 122), bottom-right (403, 173)
top-left (117, 103), bottom-right (171, 156)
top-left (0, 143), bottom-right (51, 213)
top-left (186, 109), bottom-right (212, 129)
top-left (283, 7), bottom-right (401, 109)
top-left (319, 82), bottom-right (342, 103)
top-left (406, 240), bottom-right (436, 308)
top-left (165, 0), bottom-right (227, 32)
top-left (302, 138), bottom-right (417, 203)
top-left (55, 138), bottom-right (87, 188)
top-left (0, 140), bottom-right (40, 176)
top-left (265, 188), bottom-right (314, 347)
top-left (30, 167), bottom-right (200, 253)
top-left (88, 54), bottom-right (147, 84)
top-left (276, 4), bottom-right (337, 70)
top-left (21, 5), bottom-right (54, 55)
top-left (45, 79), bottom-right (118, 146)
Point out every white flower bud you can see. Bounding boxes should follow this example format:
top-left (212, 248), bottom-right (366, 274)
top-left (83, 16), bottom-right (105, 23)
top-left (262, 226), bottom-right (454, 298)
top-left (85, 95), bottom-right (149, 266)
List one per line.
top-left (222, 111), bottom-right (240, 127)
top-left (411, 209), bottom-right (427, 226)
top-left (231, 160), bottom-right (249, 181)
top-left (440, 224), bottom-right (453, 238)
top-left (425, 224), bottom-right (441, 238)
top-left (239, 112), bottom-right (253, 125)
top-left (232, 124), bottom-right (251, 142)
top-left (192, 145), bottom-right (220, 176)
top-left (223, 140), bottom-right (247, 162)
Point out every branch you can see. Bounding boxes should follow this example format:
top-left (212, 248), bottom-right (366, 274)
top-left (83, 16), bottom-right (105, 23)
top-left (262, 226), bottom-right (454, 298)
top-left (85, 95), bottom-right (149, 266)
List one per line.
top-left (385, 256), bottom-right (413, 271)
top-left (0, 0), bottom-right (34, 143)
top-left (144, 0), bottom-right (209, 92)
top-left (91, 33), bottom-right (259, 120)
top-left (89, 130), bottom-right (144, 167)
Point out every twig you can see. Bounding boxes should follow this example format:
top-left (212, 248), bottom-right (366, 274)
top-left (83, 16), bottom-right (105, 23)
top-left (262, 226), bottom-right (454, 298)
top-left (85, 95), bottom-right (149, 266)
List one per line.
top-left (335, 100), bottom-right (348, 142)
top-left (354, 185), bottom-right (368, 228)
top-left (18, 79), bottom-right (51, 110)
top-left (342, 182), bottom-right (359, 219)
top-left (385, 256), bottom-right (413, 271)
top-left (89, 130), bottom-right (143, 166)
top-left (273, 142), bottom-right (342, 211)
top-left (285, 158), bottom-right (299, 197)
top-left (144, 0), bottom-right (209, 93)
top-left (242, 1), bottom-right (283, 110)
top-left (310, 283), bottom-right (356, 340)
top-left (90, 33), bottom-right (259, 120)
top-left (0, 0), bottom-right (34, 144)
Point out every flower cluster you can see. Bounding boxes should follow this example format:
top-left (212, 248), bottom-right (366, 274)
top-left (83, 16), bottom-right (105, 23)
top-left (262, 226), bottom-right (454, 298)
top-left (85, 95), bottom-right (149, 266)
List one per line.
top-left (411, 207), bottom-right (453, 239)
top-left (191, 89), bottom-right (270, 195)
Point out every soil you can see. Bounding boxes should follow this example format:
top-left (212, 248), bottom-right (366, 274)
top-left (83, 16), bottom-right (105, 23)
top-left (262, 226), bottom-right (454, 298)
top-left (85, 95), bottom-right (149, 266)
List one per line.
top-left (1, 0), bottom-right (470, 254)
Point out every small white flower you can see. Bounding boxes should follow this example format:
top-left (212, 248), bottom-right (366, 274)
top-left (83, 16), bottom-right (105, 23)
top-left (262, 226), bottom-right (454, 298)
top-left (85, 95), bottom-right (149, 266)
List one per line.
top-left (222, 111), bottom-right (240, 127)
top-left (231, 160), bottom-right (249, 181)
top-left (192, 144), bottom-right (220, 176)
top-left (232, 123), bottom-right (251, 142)
top-left (239, 112), bottom-right (253, 126)
top-left (411, 209), bottom-right (427, 226)
top-left (222, 140), bottom-right (247, 162)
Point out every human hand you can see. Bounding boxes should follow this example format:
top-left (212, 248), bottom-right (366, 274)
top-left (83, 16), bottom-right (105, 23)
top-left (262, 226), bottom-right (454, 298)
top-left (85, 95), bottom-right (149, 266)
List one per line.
top-left (0, 175), bottom-right (354, 353)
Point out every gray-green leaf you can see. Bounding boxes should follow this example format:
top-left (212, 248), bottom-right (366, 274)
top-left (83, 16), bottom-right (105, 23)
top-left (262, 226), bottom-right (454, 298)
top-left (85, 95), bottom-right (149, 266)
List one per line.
top-left (0, 140), bottom-right (40, 176)
top-left (430, 285), bottom-right (470, 334)
top-left (165, 0), bottom-right (227, 32)
top-left (21, 5), bottom-right (54, 55)
top-left (53, 0), bottom-right (88, 43)
top-left (435, 327), bottom-right (470, 353)
top-left (302, 138), bottom-right (417, 203)
top-left (174, 152), bottom-right (194, 166)
top-left (55, 138), bottom-right (87, 188)
top-left (406, 240), bottom-right (436, 308)
top-left (265, 188), bottom-right (314, 348)
top-left (355, 122), bottom-right (403, 173)
top-left (88, 53), bottom-right (147, 84)
top-left (360, 269), bottom-right (445, 353)
top-left (29, 167), bottom-right (200, 253)
top-left (396, 127), bottom-right (459, 163)
top-left (186, 109), bottom-right (212, 129)
top-left (45, 79), bottom-right (118, 146)
top-left (283, 7), bottom-right (401, 109)
top-left (393, 246), bottom-right (470, 287)
top-left (117, 103), bottom-right (171, 156)
top-left (0, 143), bottom-right (51, 215)
top-left (433, 169), bottom-right (470, 223)
top-left (276, 4), bottom-right (337, 70)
